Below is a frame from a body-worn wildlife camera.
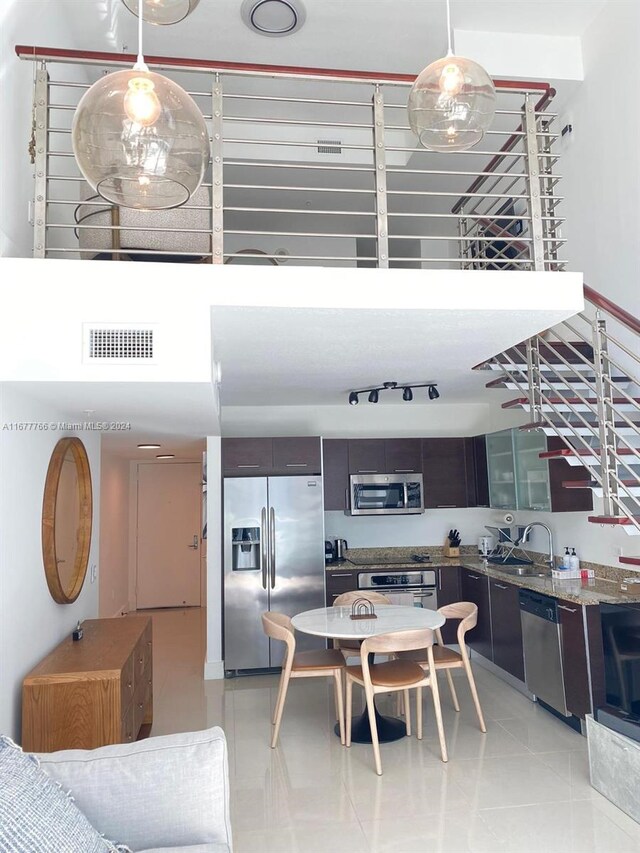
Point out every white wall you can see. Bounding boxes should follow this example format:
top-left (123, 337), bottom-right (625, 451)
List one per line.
top-left (99, 450), bottom-right (130, 617)
top-left (0, 384), bottom-right (101, 740)
top-left (205, 436), bottom-right (223, 679)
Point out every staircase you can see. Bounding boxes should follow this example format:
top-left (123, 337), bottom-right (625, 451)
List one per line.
top-left (475, 285), bottom-right (640, 567)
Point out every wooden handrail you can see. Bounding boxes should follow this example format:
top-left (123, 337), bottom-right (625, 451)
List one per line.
top-left (583, 285), bottom-right (640, 336)
top-left (15, 44), bottom-right (553, 92)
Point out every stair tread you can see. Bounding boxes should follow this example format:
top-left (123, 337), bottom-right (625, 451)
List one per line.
top-left (620, 556), bottom-right (640, 566)
top-left (541, 447), bottom-right (639, 458)
top-left (588, 516), bottom-right (640, 525)
top-left (563, 479), bottom-right (638, 489)
top-left (473, 341), bottom-right (595, 371)
top-left (503, 396), bottom-right (640, 408)
top-left (486, 376), bottom-right (630, 388)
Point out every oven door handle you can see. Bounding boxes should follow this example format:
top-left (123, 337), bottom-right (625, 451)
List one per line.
top-left (403, 481), bottom-right (408, 510)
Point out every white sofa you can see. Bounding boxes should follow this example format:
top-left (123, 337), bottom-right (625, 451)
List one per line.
top-left (38, 727), bottom-right (233, 853)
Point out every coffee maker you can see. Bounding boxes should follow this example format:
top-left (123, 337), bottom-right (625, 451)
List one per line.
top-left (324, 540), bottom-right (335, 563)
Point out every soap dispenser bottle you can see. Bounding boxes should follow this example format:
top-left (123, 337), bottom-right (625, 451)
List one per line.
top-left (562, 547), bottom-right (571, 569)
top-left (569, 548), bottom-right (580, 572)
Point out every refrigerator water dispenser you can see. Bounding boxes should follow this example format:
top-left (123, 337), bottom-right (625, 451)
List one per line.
top-left (231, 527), bottom-right (260, 570)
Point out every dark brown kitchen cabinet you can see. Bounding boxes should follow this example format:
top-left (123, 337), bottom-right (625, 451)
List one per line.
top-left (325, 569), bottom-right (358, 604)
top-left (437, 567), bottom-right (461, 644)
top-left (422, 438), bottom-right (470, 508)
top-left (272, 437), bottom-right (321, 474)
top-left (222, 438), bottom-right (273, 475)
top-left (547, 437), bottom-right (594, 513)
top-left (471, 435), bottom-right (490, 507)
top-left (559, 599), bottom-right (592, 717)
top-left (323, 439), bottom-right (349, 511)
top-left (384, 439), bottom-right (422, 474)
top-left (489, 579), bottom-right (525, 681)
top-left (460, 568), bottom-right (492, 660)
top-left (348, 439), bottom-right (386, 474)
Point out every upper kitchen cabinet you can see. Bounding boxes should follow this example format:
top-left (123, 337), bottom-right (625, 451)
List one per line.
top-left (348, 439), bottom-right (387, 474)
top-left (322, 439), bottom-right (349, 511)
top-left (222, 437), bottom-right (321, 477)
top-left (272, 437), bottom-right (321, 475)
top-left (384, 439), bottom-right (422, 474)
top-left (422, 437), bottom-right (487, 508)
top-left (486, 429), bottom-right (517, 510)
top-left (486, 429), bottom-right (593, 512)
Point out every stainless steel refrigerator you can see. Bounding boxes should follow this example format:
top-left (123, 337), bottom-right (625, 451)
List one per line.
top-left (223, 476), bottom-right (326, 672)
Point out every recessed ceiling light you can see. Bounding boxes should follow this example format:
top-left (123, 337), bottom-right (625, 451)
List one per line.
top-left (138, 443), bottom-right (161, 449)
top-left (156, 454), bottom-right (175, 459)
top-left (241, 0), bottom-right (306, 37)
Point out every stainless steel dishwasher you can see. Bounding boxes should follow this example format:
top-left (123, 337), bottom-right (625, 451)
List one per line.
top-left (519, 589), bottom-right (569, 716)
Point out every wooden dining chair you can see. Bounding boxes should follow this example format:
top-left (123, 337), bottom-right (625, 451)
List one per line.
top-left (345, 628), bottom-right (448, 775)
top-left (332, 591), bottom-right (391, 661)
top-left (261, 611), bottom-right (346, 748)
top-left (398, 602), bottom-right (487, 733)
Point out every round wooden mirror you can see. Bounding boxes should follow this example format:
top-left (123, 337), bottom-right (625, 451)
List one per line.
top-left (42, 437), bottom-right (93, 604)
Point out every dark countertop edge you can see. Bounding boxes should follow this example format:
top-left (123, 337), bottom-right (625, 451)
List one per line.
top-left (326, 558), bottom-right (640, 606)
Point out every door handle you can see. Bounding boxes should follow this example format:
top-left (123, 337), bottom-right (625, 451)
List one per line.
top-left (260, 507), bottom-right (267, 590)
top-left (269, 506), bottom-right (276, 589)
top-left (188, 535), bottom-right (199, 550)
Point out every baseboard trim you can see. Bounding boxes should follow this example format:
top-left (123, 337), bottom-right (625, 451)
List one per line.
top-left (204, 660), bottom-right (224, 680)
top-left (470, 650), bottom-right (534, 700)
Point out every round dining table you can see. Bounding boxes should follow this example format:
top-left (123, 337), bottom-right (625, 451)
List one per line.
top-left (291, 604), bottom-right (445, 744)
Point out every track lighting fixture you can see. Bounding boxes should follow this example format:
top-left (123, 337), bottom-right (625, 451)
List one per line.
top-left (347, 381), bottom-right (440, 404)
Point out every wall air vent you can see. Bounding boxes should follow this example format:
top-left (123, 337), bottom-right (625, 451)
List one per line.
top-left (82, 323), bottom-right (157, 363)
top-left (317, 139), bottom-right (342, 155)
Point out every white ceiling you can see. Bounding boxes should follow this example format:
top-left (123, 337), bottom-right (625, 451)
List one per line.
top-left (52, 0), bottom-right (605, 73)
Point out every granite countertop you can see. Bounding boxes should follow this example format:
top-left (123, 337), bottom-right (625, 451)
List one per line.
top-left (326, 547), bottom-right (640, 606)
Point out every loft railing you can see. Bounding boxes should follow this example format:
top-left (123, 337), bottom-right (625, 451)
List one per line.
top-left (17, 45), bottom-right (564, 269)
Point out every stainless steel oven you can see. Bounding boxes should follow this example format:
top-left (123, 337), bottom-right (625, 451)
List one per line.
top-left (348, 473), bottom-right (424, 515)
top-left (358, 569), bottom-right (437, 609)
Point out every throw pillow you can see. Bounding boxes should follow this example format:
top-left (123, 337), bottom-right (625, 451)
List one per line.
top-left (0, 736), bottom-right (131, 853)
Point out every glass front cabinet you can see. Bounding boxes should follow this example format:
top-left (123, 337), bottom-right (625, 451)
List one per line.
top-left (486, 428), bottom-right (550, 512)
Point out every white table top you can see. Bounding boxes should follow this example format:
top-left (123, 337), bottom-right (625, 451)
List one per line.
top-left (291, 605), bottom-right (445, 640)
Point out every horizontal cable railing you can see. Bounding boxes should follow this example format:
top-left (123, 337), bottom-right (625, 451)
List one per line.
top-left (18, 45), bottom-right (562, 270)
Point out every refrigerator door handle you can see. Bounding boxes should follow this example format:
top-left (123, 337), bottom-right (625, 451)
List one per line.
top-left (269, 506), bottom-right (276, 589)
top-left (260, 506), bottom-right (268, 590)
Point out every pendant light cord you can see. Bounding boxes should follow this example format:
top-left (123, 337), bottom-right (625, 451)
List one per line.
top-left (446, 0), bottom-right (453, 56)
top-left (134, 0), bottom-right (147, 71)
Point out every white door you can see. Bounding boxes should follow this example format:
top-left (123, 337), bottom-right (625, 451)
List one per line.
top-left (136, 462), bottom-right (202, 609)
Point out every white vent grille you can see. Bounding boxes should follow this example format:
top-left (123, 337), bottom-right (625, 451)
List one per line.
top-left (317, 139), bottom-right (342, 154)
top-left (83, 323), bottom-right (157, 363)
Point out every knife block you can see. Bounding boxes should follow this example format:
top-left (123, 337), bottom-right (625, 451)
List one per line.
top-left (443, 544), bottom-right (460, 558)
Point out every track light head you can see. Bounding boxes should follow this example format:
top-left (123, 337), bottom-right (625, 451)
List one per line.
top-left (402, 387), bottom-right (413, 402)
top-left (348, 391), bottom-right (359, 405)
top-left (428, 385), bottom-right (440, 400)
top-left (368, 389), bottom-right (379, 403)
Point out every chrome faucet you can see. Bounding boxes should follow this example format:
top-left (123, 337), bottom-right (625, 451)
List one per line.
top-left (518, 522), bottom-right (554, 569)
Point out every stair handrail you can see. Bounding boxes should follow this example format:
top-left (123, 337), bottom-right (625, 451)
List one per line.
top-left (583, 285), bottom-right (640, 337)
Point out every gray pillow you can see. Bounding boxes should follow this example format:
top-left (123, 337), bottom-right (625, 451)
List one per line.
top-left (0, 736), bottom-right (130, 853)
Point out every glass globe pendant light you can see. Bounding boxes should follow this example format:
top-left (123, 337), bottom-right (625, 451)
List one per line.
top-left (408, 0), bottom-right (496, 152)
top-left (121, 0), bottom-right (201, 26)
top-left (72, 0), bottom-right (209, 210)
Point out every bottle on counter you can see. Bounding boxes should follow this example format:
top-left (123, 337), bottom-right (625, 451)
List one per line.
top-left (562, 547), bottom-right (571, 569)
top-left (569, 548), bottom-right (580, 571)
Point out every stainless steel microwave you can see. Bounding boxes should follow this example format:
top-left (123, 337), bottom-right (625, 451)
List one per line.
top-left (348, 473), bottom-right (425, 515)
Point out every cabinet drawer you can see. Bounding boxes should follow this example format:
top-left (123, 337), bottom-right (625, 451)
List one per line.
top-left (121, 701), bottom-right (135, 744)
top-left (325, 570), bottom-right (357, 602)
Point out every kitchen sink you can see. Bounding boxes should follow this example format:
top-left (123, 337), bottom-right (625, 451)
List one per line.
top-left (497, 566), bottom-right (552, 578)
top-left (487, 557), bottom-right (533, 567)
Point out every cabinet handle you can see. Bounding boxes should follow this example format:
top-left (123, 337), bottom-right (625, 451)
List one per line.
top-left (467, 574), bottom-right (481, 580)
top-left (139, 657), bottom-right (143, 664)
top-left (127, 682), bottom-right (132, 690)
top-left (286, 463), bottom-right (308, 467)
top-left (494, 583), bottom-right (508, 590)
top-left (357, 469), bottom-right (379, 474)
top-left (437, 505), bottom-right (456, 508)
top-left (330, 573), bottom-right (352, 578)
top-left (558, 604), bottom-right (577, 613)
top-left (394, 469), bottom-right (415, 473)
top-left (345, 487), bottom-right (349, 510)
top-left (237, 464), bottom-right (260, 469)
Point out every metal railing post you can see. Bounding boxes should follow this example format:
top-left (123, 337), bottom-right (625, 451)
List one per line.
top-left (372, 85), bottom-right (389, 269)
top-left (593, 312), bottom-right (619, 516)
top-left (523, 94), bottom-right (545, 271)
top-left (33, 65), bottom-right (49, 259)
top-left (211, 74), bottom-right (224, 264)
top-left (526, 337), bottom-right (542, 422)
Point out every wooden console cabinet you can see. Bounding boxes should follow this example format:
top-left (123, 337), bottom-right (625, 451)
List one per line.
top-left (22, 616), bottom-right (152, 752)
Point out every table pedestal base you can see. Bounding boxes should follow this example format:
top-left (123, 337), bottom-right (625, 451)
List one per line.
top-left (335, 701), bottom-right (407, 744)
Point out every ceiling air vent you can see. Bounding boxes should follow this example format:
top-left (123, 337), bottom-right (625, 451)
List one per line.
top-left (83, 323), bottom-right (157, 363)
top-left (317, 139), bottom-right (342, 155)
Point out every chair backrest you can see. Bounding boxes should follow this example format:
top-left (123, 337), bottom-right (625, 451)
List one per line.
top-left (333, 590), bottom-right (391, 607)
top-left (261, 611), bottom-right (295, 662)
top-left (438, 601), bottom-right (478, 647)
top-left (362, 627), bottom-right (435, 656)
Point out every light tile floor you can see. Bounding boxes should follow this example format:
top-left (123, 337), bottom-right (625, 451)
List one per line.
top-left (144, 607), bottom-right (640, 853)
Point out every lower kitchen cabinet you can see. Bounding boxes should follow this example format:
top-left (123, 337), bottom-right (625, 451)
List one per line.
top-left (325, 568), bottom-right (357, 604)
top-left (460, 568), bottom-right (492, 660)
top-left (489, 578), bottom-right (525, 681)
top-left (559, 599), bottom-right (592, 718)
top-left (437, 567), bottom-right (461, 644)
